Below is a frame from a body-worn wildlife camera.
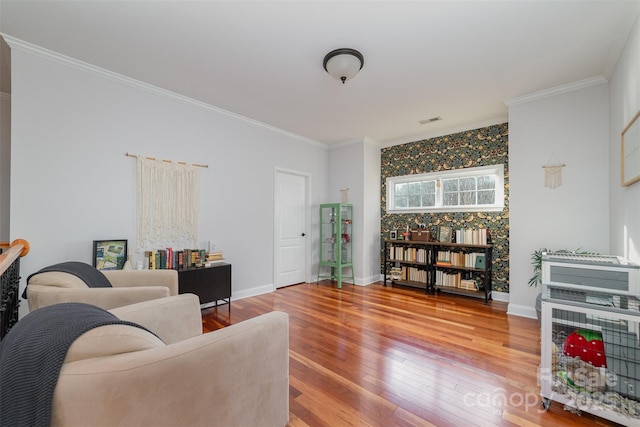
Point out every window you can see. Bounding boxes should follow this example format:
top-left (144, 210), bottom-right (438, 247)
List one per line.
top-left (393, 180), bottom-right (436, 209)
top-left (386, 164), bottom-right (504, 213)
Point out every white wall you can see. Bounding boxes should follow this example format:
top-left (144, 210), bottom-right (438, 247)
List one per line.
top-left (328, 140), bottom-right (363, 284)
top-left (363, 137), bottom-right (381, 284)
top-left (327, 138), bottom-right (380, 285)
top-left (507, 81), bottom-right (610, 318)
top-left (0, 29), bottom-right (9, 242)
top-left (0, 92), bottom-right (9, 242)
top-left (8, 39), bottom-right (329, 315)
top-left (609, 14), bottom-right (640, 265)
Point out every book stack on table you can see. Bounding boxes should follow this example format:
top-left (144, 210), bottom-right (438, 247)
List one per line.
top-left (205, 251), bottom-right (225, 267)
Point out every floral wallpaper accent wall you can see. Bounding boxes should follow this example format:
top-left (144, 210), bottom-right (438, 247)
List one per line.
top-left (381, 123), bottom-right (509, 293)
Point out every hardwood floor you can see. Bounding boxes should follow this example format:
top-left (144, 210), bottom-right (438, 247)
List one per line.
top-left (202, 281), bottom-right (622, 427)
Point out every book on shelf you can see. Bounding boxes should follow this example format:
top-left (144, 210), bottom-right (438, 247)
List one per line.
top-left (436, 250), bottom-right (451, 264)
top-left (144, 250), bottom-right (154, 270)
top-left (389, 246), bottom-right (427, 263)
top-left (399, 266), bottom-right (427, 284)
top-left (459, 279), bottom-right (479, 291)
top-left (454, 228), bottom-right (490, 245)
top-left (204, 260), bottom-right (225, 267)
top-left (435, 250), bottom-right (486, 269)
top-left (143, 247), bottom-right (214, 269)
top-left (204, 250), bottom-right (225, 267)
top-left (435, 270), bottom-right (461, 288)
top-left (159, 249), bottom-right (167, 269)
top-left (176, 250), bottom-right (184, 269)
top-left (207, 251), bottom-right (224, 261)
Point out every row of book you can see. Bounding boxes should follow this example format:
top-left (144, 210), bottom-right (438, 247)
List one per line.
top-left (435, 271), bottom-right (480, 291)
top-left (435, 270), bottom-right (462, 288)
top-left (388, 246), bottom-right (428, 263)
top-left (144, 248), bottom-right (224, 270)
top-left (392, 267), bottom-right (481, 291)
top-left (397, 266), bottom-right (428, 284)
top-left (454, 228), bottom-right (490, 245)
top-left (435, 251), bottom-right (486, 269)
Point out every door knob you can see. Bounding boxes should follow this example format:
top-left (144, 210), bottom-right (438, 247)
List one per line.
top-left (301, 233), bottom-right (306, 237)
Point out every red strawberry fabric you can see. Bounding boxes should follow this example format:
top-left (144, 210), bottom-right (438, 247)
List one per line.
top-left (562, 328), bottom-right (607, 368)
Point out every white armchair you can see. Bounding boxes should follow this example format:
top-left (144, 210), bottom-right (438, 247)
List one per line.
top-left (50, 294), bottom-right (290, 426)
top-left (25, 268), bottom-right (179, 312)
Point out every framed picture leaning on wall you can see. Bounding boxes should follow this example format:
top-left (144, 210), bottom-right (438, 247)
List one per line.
top-left (93, 239), bottom-right (128, 270)
top-left (437, 226), bottom-right (452, 243)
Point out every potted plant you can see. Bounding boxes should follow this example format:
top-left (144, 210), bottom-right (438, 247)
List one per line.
top-left (528, 247), bottom-right (550, 288)
top-left (529, 248), bottom-right (552, 321)
top-left (529, 248), bottom-right (596, 320)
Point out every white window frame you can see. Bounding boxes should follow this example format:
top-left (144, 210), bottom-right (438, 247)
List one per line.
top-left (386, 164), bottom-right (504, 213)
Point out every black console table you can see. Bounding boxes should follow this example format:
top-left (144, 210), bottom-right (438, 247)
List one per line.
top-left (177, 263), bottom-right (231, 310)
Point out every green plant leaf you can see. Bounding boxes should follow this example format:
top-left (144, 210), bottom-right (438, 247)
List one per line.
top-left (528, 247), bottom-right (598, 287)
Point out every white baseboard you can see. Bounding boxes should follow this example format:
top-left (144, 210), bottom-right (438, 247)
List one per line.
top-left (355, 274), bottom-right (379, 286)
top-left (492, 291), bottom-right (509, 302)
top-left (311, 274), bottom-right (376, 286)
top-left (507, 303), bottom-right (538, 319)
top-left (231, 283), bottom-right (275, 301)
top-left (229, 280), bottom-right (534, 323)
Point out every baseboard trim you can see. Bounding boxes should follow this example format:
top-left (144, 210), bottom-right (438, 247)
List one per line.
top-left (229, 281), bottom-right (523, 314)
top-left (507, 303), bottom-right (538, 319)
top-left (356, 274), bottom-right (379, 286)
top-left (492, 291), bottom-right (509, 302)
top-left (232, 283), bottom-right (275, 301)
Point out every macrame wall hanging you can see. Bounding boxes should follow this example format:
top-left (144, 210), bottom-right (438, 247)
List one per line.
top-left (542, 153), bottom-right (565, 189)
top-left (340, 188), bottom-right (349, 203)
top-left (127, 153), bottom-right (206, 251)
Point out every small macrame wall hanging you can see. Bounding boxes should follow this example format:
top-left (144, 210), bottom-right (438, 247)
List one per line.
top-left (542, 153), bottom-right (565, 189)
top-left (340, 188), bottom-right (349, 203)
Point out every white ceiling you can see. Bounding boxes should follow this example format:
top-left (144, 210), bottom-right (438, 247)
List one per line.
top-left (1, 0), bottom-right (639, 146)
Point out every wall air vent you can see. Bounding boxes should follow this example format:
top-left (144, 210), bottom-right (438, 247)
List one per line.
top-left (418, 116), bottom-right (442, 125)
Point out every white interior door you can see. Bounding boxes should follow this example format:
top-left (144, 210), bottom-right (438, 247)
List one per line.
top-left (275, 170), bottom-right (307, 288)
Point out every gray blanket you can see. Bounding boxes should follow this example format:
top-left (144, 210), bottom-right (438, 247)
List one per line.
top-left (0, 302), bottom-right (156, 427)
top-left (22, 261), bottom-right (112, 299)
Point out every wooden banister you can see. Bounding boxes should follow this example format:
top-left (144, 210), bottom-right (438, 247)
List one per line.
top-left (0, 239), bottom-right (30, 276)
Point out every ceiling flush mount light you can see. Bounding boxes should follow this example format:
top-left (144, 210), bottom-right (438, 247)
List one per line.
top-left (323, 48), bottom-right (364, 84)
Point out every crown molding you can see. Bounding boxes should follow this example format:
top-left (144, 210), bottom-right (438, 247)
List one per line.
top-left (0, 92), bottom-right (10, 101)
top-left (329, 136), bottom-right (384, 150)
top-left (504, 76), bottom-right (608, 107)
top-left (382, 116), bottom-right (508, 148)
top-left (0, 33), bottom-right (327, 149)
top-left (330, 137), bottom-right (365, 150)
